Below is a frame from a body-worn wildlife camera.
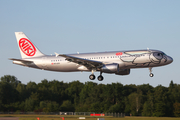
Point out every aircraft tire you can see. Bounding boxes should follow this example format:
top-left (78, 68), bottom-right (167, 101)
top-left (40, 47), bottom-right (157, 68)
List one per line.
top-left (149, 73), bottom-right (154, 77)
top-left (89, 74), bottom-right (95, 80)
top-left (98, 75), bottom-right (104, 81)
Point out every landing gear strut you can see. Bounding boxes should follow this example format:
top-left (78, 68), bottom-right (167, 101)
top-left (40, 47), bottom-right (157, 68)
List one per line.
top-left (97, 72), bottom-right (104, 81)
top-left (149, 67), bottom-right (154, 77)
top-left (89, 69), bottom-right (96, 80)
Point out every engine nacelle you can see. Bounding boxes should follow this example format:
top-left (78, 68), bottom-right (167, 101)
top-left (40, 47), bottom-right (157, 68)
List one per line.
top-left (115, 69), bottom-right (130, 75)
top-left (101, 63), bottom-right (119, 73)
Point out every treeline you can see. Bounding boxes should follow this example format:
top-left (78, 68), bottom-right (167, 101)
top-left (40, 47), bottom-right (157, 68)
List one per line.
top-left (0, 75), bottom-right (180, 117)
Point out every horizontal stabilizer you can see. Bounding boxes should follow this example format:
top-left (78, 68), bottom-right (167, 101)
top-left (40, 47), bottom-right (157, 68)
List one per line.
top-left (9, 58), bottom-right (33, 63)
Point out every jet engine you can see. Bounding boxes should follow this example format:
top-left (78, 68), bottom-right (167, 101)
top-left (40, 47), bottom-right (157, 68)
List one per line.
top-left (101, 63), bottom-right (119, 73)
top-left (115, 69), bottom-right (130, 75)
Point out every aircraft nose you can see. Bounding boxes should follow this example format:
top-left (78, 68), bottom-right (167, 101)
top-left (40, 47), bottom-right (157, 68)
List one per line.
top-left (167, 56), bottom-right (173, 64)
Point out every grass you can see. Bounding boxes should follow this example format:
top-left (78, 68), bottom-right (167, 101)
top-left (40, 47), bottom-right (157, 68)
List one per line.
top-left (1, 114), bottom-right (180, 120)
top-left (19, 117), bottom-right (180, 120)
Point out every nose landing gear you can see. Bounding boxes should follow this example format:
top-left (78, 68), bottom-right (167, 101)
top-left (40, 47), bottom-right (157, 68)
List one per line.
top-left (149, 67), bottom-right (154, 77)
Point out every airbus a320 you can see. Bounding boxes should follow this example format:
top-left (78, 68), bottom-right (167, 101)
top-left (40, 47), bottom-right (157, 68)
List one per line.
top-left (10, 32), bottom-right (173, 81)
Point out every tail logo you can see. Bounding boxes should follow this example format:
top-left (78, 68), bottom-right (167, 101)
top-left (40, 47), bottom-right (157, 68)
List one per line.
top-left (19, 38), bottom-right (36, 56)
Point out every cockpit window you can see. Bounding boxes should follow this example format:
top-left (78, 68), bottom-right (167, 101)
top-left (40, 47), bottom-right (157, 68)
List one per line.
top-left (153, 52), bottom-right (163, 60)
top-left (162, 52), bottom-right (167, 55)
top-left (157, 53), bottom-right (162, 56)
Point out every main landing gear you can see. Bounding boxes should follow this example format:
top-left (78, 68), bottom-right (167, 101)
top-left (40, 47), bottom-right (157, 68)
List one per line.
top-left (149, 67), bottom-right (154, 77)
top-left (89, 74), bottom-right (104, 81)
top-left (89, 70), bottom-right (104, 81)
top-left (97, 72), bottom-right (104, 81)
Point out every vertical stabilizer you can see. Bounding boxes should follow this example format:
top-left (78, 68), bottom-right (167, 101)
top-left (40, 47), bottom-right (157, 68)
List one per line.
top-left (15, 32), bottom-right (45, 59)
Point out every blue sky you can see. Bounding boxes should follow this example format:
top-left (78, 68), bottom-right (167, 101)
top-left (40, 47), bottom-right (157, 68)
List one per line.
top-left (0, 0), bottom-right (179, 87)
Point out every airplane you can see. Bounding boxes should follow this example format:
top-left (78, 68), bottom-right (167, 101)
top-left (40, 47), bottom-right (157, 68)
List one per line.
top-left (10, 32), bottom-right (173, 81)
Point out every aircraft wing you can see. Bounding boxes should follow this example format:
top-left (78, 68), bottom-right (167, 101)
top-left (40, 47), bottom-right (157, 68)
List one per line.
top-left (55, 53), bottom-right (103, 69)
top-left (9, 58), bottom-right (33, 63)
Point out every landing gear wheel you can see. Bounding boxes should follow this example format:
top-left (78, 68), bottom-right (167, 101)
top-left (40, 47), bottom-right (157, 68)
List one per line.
top-left (97, 75), bottom-right (104, 81)
top-left (149, 73), bottom-right (154, 77)
top-left (89, 74), bottom-right (95, 80)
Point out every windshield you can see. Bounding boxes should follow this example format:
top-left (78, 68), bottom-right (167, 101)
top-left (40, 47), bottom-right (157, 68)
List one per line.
top-left (162, 52), bottom-right (167, 56)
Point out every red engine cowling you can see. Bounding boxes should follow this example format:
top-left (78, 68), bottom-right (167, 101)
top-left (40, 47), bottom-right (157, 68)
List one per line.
top-left (115, 69), bottom-right (130, 75)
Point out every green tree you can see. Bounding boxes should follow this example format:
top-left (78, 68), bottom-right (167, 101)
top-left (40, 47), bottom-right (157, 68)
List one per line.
top-left (66, 81), bottom-right (84, 105)
top-left (173, 102), bottom-right (180, 117)
top-left (153, 85), bottom-right (168, 117)
top-left (24, 98), bottom-right (34, 111)
top-left (0, 82), bottom-right (18, 105)
top-left (153, 102), bottom-right (166, 117)
top-left (40, 101), bottom-right (59, 112)
top-left (26, 81), bottom-right (37, 94)
top-left (0, 75), bottom-right (21, 88)
top-left (79, 82), bottom-right (97, 104)
top-left (16, 83), bottom-right (27, 101)
top-left (128, 92), bottom-right (143, 115)
top-left (88, 102), bottom-right (101, 112)
top-left (60, 100), bottom-right (74, 112)
top-left (142, 101), bottom-right (152, 116)
top-left (108, 103), bottom-right (124, 113)
top-left (142, 90), bottom-right (154, 116)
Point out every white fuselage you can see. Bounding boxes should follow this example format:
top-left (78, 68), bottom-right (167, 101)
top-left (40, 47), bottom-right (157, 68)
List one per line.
top-left (13, 50), bottom-right (173, 72)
